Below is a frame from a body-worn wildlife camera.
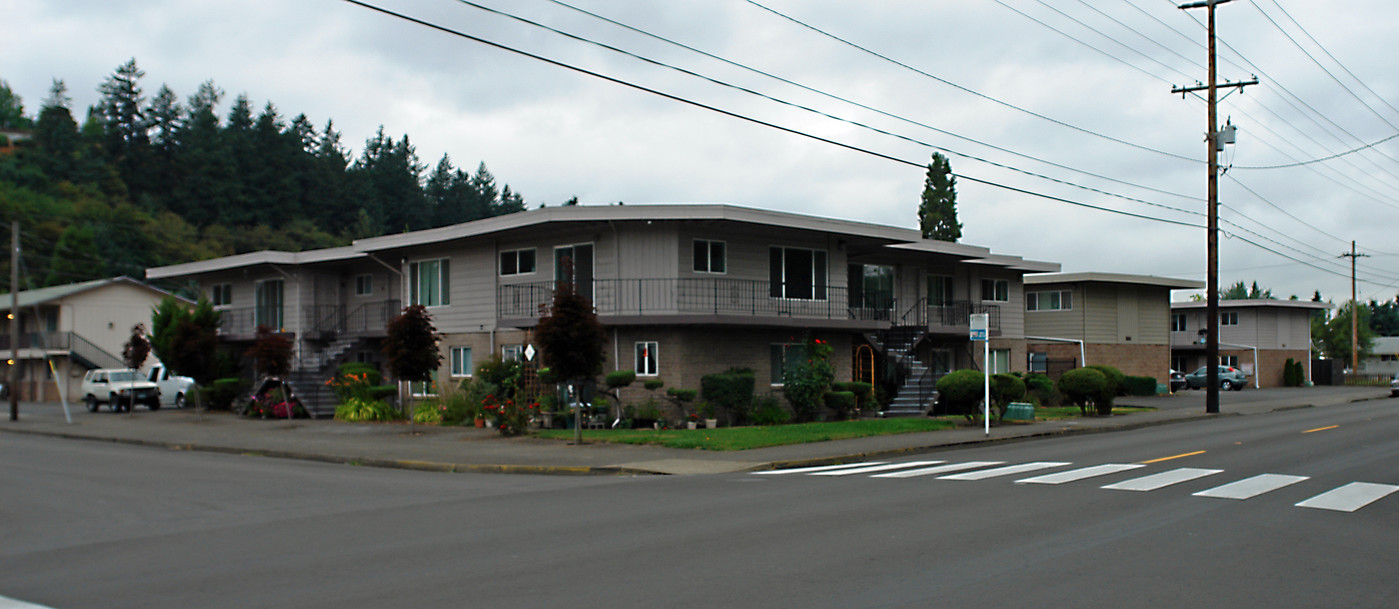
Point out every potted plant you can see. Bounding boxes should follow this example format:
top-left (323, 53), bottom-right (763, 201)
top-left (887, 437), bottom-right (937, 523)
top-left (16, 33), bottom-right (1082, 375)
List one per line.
top-left (701, 401), bottom-right (718, 429)
top-left (686, 412), bottom-right (699, 430)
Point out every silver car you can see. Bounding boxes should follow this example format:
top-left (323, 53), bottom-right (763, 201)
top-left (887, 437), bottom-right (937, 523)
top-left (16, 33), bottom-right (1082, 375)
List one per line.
top-left (1390, 375), bottom-right (1398, 398)
top-left (1184, 366), bottom-right (1247, 391)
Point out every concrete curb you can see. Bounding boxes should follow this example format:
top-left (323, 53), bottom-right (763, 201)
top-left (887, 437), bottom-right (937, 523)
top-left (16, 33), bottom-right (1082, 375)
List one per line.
top-left (0, 425), bottom-right (658, 477)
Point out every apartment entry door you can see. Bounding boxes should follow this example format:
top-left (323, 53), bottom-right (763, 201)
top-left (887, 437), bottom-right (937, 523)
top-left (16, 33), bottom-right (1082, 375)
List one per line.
top-left (555, 244), bottom-right (594, 301)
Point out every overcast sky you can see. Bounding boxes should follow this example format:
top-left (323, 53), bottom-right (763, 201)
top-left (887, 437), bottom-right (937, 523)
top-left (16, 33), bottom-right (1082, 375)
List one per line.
top-left (6, 0), bottom-right (1398, 303)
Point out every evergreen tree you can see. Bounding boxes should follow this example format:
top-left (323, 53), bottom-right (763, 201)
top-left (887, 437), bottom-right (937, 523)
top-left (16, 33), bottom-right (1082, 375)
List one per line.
top-left (1368, 297), bottom-right (1399, 336)
top-left (309, 119), bottom-right (357, 235)
top-left (29, 80), bottom-right (83, 184)
top-left (146, 84), bottom-right (184, 209)
top-left (0, 80), bottom-right (30, 130)
top-left (172, 80), bottom-right (235, 226)
top-left (96, 58), bottom-right (153, 197)
top-left (918, 152), bottom-right (961, 242)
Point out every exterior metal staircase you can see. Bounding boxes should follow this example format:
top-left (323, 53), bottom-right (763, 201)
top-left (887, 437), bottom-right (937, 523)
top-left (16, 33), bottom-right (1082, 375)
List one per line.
top-left (288, 336), bottom-right (366, 418)
top-left (872, 326), bottom-right (940, 417)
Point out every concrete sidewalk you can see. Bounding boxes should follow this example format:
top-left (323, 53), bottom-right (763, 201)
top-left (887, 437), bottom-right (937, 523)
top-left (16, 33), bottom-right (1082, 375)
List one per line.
top-left (2, 386), bottom-right (1389, 475)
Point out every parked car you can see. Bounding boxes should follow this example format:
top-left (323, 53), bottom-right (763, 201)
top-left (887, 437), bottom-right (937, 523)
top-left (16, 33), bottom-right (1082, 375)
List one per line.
top-left (1390, 375), bottom-right (1398, 398)
top-left (1184, 366), bottom-right (1247, 391)
top-left (1169, 369), bottom-right (1186, 392)
top-left (81, 369), bottom-right (161, 412)
top-left (148, 364), bottom-right (197, 408)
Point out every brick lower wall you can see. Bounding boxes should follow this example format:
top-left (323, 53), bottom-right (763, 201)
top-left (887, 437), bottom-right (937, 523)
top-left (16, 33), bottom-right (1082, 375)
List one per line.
top-left (1028, 341), bottom-right (1171, 384)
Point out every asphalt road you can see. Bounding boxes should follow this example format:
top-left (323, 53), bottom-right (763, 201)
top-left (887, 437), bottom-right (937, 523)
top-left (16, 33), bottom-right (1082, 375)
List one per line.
top-left (4, 399), bottom-right (1397, 608)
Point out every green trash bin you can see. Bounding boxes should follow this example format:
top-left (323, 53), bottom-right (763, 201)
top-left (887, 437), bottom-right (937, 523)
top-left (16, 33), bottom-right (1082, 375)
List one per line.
top-left (1003, 402), bottom-right (1035, 421)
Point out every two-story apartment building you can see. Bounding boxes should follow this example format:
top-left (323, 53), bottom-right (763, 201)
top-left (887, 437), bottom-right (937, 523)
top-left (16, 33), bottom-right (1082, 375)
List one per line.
top-left (1024, 273), bottom-right (1202, 385)
top-left (147, 204), bottom-right (1058, 415)
top-left (1170, 299), bottom-right (1330, 388)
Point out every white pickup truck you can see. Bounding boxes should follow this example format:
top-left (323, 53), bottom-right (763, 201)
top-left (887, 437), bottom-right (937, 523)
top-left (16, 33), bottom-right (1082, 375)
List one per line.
top-left (148, 364), bottom-right (197, 409)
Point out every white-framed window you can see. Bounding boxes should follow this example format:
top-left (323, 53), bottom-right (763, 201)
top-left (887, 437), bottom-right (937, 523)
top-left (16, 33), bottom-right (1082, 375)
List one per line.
top-left (1171, 313), bottom-right (1188, 332)
top-left (500, 248), bottom-right (536, 276)
top-left (451, 346), bottom-right (473, 377)
top-left (355, 274), bottom-right (373, 296)
top-left (1220, 311), bottom-right (1239, 326)
top-left (410, 371), bottom-right (439, 398)
top-left (1221, 355), bottom-right (1239, 368)
top-left (409, 258), bottom-right (450, 307)
top-left (502, 344), bottom-right (524, 362)
top-left (989, 349), bottom-right (1011, 374)
top-left (1026, 290), bottom-right (1072, 312)
top-left (981, 278), bottom-right (1009, 302)
top-left (635, 341), bottom-right (659, 376)
top-left (769, 343), bottom-right (807, 385)
top-left (693, 240), bottom-right (726, 274)
top-left (769, 247), bottom-right (827, 300)
top-left (211, 284), bottom-right (233, 307)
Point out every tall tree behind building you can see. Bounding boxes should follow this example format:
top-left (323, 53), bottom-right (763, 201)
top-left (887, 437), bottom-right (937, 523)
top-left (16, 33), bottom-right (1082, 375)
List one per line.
top-left (918, 152), bottom-right (961, 242)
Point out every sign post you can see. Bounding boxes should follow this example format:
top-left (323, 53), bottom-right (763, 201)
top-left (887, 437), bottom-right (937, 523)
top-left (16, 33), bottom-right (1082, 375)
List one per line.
top-left (970, 313), bottom-right (990, 437)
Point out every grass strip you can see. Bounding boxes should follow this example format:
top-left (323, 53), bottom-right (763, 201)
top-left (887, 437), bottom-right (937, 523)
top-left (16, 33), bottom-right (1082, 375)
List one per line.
top-left (534, 418), bottom-right (955, 451)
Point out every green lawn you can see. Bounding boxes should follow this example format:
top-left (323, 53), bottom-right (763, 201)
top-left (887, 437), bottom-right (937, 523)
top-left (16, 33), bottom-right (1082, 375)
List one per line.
top-left (534, 418), bottom-right (955, 451)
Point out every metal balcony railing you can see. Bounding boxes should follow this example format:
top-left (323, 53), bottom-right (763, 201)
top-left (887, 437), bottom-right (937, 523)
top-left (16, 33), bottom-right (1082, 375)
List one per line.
top-left (498, 278), bottom-right (895, 322)
top-left (215, 300), bottom-right (401, 338)
top-left (898, 297), bottom-right (1002, 333)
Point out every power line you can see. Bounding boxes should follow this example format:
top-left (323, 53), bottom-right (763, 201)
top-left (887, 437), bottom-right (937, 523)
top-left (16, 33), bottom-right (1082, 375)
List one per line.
top-left (744, 0), bottom-right (1201, 164)
top-left (452, 0), bottom-right (1207, 219)
top-left (1233, 131), bottom-right (1399, 170)
top-left (342, 0), bottom-right (1207, 232)
top-left (541, 0), bottom-right (1201, 203)
top-left (1249, 0), bottom-right (1399, 132)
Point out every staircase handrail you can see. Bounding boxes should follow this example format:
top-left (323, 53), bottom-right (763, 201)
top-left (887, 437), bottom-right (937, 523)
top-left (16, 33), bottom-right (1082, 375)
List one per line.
top-left (897, 297), bottom-right (927, 328)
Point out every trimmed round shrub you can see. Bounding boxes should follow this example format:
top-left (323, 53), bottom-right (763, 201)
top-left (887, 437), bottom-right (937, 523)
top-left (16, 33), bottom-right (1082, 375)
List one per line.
top-left (605, 370), bottom-right (636, 389)
top-left (990, 373), bottom-right (1026, 406)
top-left (1058, 368), bottom-right (1111, 416)
top-left (833, 381), bottom-right (874, 411)
top-left (1023, 373), bottom-right (1058, 407)
top-left (1085, 364), bottom-right (1125, 397)
top-left (200, 377), bottom-right (247, 411)
top-left (936, 369), bottom-right (986, 419)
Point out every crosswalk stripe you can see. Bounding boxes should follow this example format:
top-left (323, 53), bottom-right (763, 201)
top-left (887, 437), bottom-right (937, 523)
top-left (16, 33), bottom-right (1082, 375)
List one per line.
top-left (1103, 467), bottom-right (1224, 491)
top-left (811, 461), bottom-right (947, 476)
top-left (1295, 482), bottom-right (1399, 512)
top-left (0, 596), bottom-right (56, 609)
top-left (1193, 474), bottom-right (1310, 500)
top-left (753, 462), bottom-right (887, 475)
top-left (871, 461), bottom-right (1005, 479)
top-left (1017, 463), bottom-right (1147, 485)
top-left (939, 462), bottom-right (1071, 480)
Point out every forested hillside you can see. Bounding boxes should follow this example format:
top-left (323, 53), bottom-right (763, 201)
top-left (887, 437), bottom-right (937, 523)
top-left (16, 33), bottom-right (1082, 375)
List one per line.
top-left (0, 59), bottom-right (530, 291)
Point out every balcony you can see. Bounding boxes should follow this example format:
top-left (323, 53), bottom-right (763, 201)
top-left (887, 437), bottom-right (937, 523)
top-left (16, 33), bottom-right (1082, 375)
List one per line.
top-left (215, 300), bottom-right (401, 339)
top-left (897, 298), bottom-right (1003, 336)
top-left (498, 278), bottom-right (899, 329)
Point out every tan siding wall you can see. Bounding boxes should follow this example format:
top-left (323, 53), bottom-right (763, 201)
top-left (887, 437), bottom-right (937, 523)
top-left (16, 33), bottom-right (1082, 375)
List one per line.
top-left (1136, 288), bottom-right (1171, 344)
top-left (1083, 285), bottom-right (1117, 343)
top-left (1024, 283), bottom-right (1083, 339)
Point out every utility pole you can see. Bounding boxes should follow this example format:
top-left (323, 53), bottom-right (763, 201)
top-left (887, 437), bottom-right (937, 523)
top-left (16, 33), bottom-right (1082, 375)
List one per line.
top-left (1339, 241), bottom-right (1369, 374)
top-left (1174, 0), bottom-right (1256, 414)
top-left (9, 221), bottom-right (18, 421)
